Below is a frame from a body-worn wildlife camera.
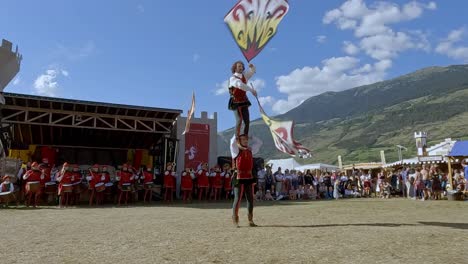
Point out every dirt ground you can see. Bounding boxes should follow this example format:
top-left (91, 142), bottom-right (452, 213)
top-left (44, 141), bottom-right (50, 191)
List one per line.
top-left (1, 198), bottom-right (467, 264)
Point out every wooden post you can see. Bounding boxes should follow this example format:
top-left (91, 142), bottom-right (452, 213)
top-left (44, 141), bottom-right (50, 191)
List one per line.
top-left (447, 157), bottom-right (453, 191)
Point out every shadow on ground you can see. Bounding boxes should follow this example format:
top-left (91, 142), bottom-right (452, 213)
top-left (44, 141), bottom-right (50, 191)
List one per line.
top-left (418, 221), bottom-right (468, 230)
top-left (257, 223), bottom-right (415, 228)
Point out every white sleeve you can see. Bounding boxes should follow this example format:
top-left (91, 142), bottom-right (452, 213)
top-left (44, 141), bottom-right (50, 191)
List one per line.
top-left (9, 183), bottom-right (14, 193)
top-left (230, 134), bottom-right (239, 158)
top-left (244, 67), bottom-right (256, 80)
top-left (229, 76), bottom-right (253, 92)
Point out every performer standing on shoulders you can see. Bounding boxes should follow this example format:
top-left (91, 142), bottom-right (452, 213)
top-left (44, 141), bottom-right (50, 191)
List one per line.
top-left (231, 134), bottom-right (257, 228)
top-left (228, 61), bottom-right (257, 138)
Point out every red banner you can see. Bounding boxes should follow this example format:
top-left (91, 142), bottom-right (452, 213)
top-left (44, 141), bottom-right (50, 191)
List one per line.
top-left (184, 123), bottom-right (210, 169)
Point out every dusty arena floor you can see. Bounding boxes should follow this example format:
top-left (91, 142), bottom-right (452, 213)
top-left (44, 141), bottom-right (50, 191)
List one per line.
top-left (2, 199), bottom-right (468, 264)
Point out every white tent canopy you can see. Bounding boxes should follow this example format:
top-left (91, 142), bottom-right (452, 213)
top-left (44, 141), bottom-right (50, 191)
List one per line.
top-left (296, 163), bottom-right (339, 172)
top-left (266, 158), bottom-right (301, 171)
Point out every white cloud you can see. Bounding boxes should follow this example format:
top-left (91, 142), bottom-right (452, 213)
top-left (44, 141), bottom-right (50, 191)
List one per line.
top-left (55, 40), bottom-right (96, 61)
top-left (262, 0), bottom-right (436, 115)
top-left (258, 96), bottom-right (275, 107)
top-left (137, 4), bottom-right (145, 13)
top-left (272, 56), bottom-right (386, 114)
top-left (316, 35), bottom-right (327, 43)
top-left (214, 78), bottom-right (265, 96)
top-left (12, 77), bottom-right (21, 86)
top-left (214, 80), bottom-right (230, 95)
top-left (436, 28), bottom-right (468, 62)
top-left (323, 0), bottom-right (435, 59)
top-left (33, 68), bottom-right (68, 97)
top-left (34, 69), bottom-right (59, 97)
top-left (61, 70), bottom-right (69, 77)
top-left (249, 78), bottom-right (266, 92)
top-left (193, 53), bottom-right (200, 63)
top-left (343, 41), bottom-right (360, 55)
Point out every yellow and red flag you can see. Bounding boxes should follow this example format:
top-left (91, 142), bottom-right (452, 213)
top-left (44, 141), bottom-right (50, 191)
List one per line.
top-left (182, 91), bottom-right (195, 135)
top-left (254, 95), bottom-right (312, 158)
top-left (224, 0), bottom-right (289, 62)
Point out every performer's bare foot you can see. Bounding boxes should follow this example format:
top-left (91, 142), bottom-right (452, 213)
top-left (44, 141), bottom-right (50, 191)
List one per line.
top-left (232, 215), bottom-right (239, 228)
top-left (249, 221), bottom-right (257, 227)
top-left (248, 214), bottom-right (257, 227)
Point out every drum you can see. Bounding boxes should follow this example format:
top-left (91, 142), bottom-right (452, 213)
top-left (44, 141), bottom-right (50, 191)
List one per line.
top-left (62, 184), bottom-right (74, 193)
top-left (73, 182), bottom-right (82, 194)
top-left (44, 182), bottom-right (57, 194)
top-left (136, 184), bottom-right (144, 191)
top-left (0, 191), bottom-right (14, 202)
top-left (121, 183), bottom-right (132, 192)
top-left (95, 183), bottom-right (106, 192)
top-left (144, 182), bottom-right (154, 190)
top-left (26, 181), bottom-right (41, 193)
top-left (104, 182), bottom-right (113, 194)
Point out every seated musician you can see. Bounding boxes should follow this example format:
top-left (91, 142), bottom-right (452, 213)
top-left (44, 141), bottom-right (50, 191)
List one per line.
top-left (0, 175), bottom-right (15, 207)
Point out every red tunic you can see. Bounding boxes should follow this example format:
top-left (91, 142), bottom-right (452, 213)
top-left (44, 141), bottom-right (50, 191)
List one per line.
top-left (181, 172), bottom-right (193, 191)
top-left (89, 171), bottom-right (100, 188)
top-left (213, 172), bottom-right (223, 189)
top-left (235, 148), bottom-right (253, 180)
top-left (72, 171), bottom-right (82, 184)
top-left (39, 167), bottom-right (51, 186)
top-left (25, 170), bottom-right (44, 182)
top-left (163, 170), bottom-right (176, 188)
top-left (197, 169), bottom-right (209, 188)
top-left (223, 172), bottom-right (232, 191)
top-left (231, 75), bottom-right (248, 103)
top-left (142, 171), bottom-right (153, 184)
top-left (118, 171), bottom-right (133, 187)
top-left (58, 171), bottom-right (73, 195)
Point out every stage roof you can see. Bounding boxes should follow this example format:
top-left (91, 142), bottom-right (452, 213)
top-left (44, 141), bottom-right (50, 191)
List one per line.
top-left (1, 92), bottom-right (182, 149)
top-left (448, 141), bottom-right (468, 157)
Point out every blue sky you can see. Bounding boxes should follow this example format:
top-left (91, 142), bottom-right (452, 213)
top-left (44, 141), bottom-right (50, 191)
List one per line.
top-left (1, 0), bottom-right (468, 131)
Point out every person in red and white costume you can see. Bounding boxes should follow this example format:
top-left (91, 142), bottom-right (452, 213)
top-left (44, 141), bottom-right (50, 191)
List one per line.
top-left (94, 165), bottom-right (109, 205)
top-left (23, 162), bottom-right (43, 207)
top-left (222, 163), bottom-right (233, 200)
top-left (180, 168), bottom-right (194, 203)
top-left (71, 165), bottom-right (82, 205)
top-left (197, 163), bottom-right (210, 201)
top-left (142, 167), bottom-right (154, 203)
top-left (117, 164), bottom-right (133, 206)
top-left (101, 165), bottom-right (113, 203)
top-left (163, 162), bottom-right (176, 202)
top-left (0, 175), bottom-right (15, 207)
top-left (212, 166), bottom-right (223, 201)
top-left (87, 164), bottom-right (100, 206)
top-left (56, 163), bottom-right (74, 207)
top-left (228, 61), bottom-right (257, 138)
top-left (231, 134), bottom-right (257, 227)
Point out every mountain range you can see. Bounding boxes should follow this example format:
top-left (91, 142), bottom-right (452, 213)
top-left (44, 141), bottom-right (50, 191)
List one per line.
top-left (217, 64), bottom-right (468, 165)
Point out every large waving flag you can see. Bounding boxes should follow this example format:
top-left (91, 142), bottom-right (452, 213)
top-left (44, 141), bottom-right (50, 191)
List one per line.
top-left (254, 94), bottom-right (312, 158)
top-left (182, 92), bottom-right (195, 135)
top-left (224, 0), bottom-right (289, 62)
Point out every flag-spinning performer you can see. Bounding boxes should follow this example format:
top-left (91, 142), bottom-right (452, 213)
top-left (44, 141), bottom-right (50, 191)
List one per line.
top-left (231, 134), bottom-right (256, 228)
top-left (228, 61), bottom-right (257, 138)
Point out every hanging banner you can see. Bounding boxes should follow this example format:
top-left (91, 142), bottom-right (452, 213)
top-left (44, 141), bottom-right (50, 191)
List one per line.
top-left (184, 123), bottom-right (210, 169)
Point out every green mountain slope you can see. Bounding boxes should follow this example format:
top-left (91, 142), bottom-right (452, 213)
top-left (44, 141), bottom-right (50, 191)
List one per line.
top-left (218, 64), bottom-right (468, 164)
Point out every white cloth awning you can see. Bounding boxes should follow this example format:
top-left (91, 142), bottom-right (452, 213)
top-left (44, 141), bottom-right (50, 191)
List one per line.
top-left (295, 163), bottom-right (339, 172)
top-left (266, 158), bottom-right (301, 171)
